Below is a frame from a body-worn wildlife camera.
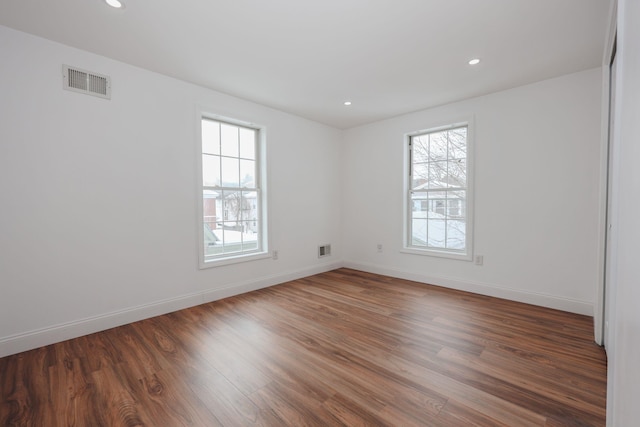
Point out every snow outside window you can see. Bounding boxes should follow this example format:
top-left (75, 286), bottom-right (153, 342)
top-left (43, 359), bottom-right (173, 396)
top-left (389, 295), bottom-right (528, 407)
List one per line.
top-left (405, 123), bottom-right (473, 260)
top-left (199, 116), bottom-right (267, 267)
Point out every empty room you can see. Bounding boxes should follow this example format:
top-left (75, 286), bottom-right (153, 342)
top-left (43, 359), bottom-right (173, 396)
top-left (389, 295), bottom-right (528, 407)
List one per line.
top-left (1, 1), bottom-right (639, 426)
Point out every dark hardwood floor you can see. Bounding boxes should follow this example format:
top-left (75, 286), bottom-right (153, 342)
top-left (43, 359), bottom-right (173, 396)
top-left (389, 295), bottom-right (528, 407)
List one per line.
top-left (0, 268), bottom-right (607, 426)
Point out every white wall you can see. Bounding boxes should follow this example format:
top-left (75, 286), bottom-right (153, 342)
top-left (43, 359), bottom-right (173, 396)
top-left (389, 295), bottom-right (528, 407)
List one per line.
top-left (342, 68), bottom-right (603, 315)
top-left (0, 25), bottom-right (343, 357)
top-left (607, 0), bottom-right (640, 425)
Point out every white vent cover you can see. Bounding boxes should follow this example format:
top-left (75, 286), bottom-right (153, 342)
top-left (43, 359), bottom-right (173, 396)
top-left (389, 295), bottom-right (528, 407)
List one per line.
top-left (318, 244), bottom-right (331, 258)
top-left (62, 65), bottom-right (111, 99)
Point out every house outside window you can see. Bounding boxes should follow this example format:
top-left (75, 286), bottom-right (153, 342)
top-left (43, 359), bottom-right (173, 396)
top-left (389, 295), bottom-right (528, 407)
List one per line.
top-left (404, 121), bottom-right (473, 260)
top-left (198, 115), bottom-right (268, 267)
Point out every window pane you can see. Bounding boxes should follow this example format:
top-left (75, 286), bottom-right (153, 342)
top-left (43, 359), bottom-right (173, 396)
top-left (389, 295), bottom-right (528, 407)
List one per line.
top-left (223, 229), bottom-right (243, 254)
top-left (446, 158), bottom-right (466, 188)
top-left (202, 154), bottom-right (221, 187)
top-left (448, 190), bottom-right (466, 219)
top-left (221, 123), bottom-right (239, 157)
top-left (204, 225), bottom-right (223, 257)
top-left (411, 218), bottom-right (427, 246)
top-left (429, 132), bottom-right (448, 161)
top-left (447, 199), bottom-right (460, 218)
top-left (238, 191), bottom-right (251, 221)
top-left (427, 191), bottom-right (446, 219)
top-left (239, 128), bottom-right (256, 160)
top-left (222, 190), bottom-right (241, 223)
top-left (202, 190), bottom-right (220, 233)
top-left (448, 128), bottom-right (466, 159)
top-left (240, 159), bottom-right (256, 188)
top-left (428, 161), bottom-right (447, 188)
top-left (427, 219), bottom-right (446, 248)
top-left (242, 222), bottom-right (259, 252)
top-left (202, 119), bottom-right (220, 155)
top-left (412, 136), bottom-right (429, 163)
top-left (203, 189), bottom-right (222, 257)
top-left (411, 192), bottom-right (428, 215)
top-left (221, 157), bottom-right (240, 187)
top-left (446, 220), bottom-right (465, 249)
top-left (412, 163), bottom-right (428, 189)
top-left (243, 191), bottom-right (258, 222)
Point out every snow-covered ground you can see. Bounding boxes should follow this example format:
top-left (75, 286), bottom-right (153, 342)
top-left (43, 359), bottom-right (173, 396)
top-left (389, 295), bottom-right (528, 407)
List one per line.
top-left (411, 211), bottom-right (465, 250)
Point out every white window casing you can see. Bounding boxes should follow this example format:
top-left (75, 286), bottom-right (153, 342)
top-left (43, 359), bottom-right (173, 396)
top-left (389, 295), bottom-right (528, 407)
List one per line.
top-left (197, 112), bottom-right (269, 268)
top-left (402, 118), bottom-right (474, 261)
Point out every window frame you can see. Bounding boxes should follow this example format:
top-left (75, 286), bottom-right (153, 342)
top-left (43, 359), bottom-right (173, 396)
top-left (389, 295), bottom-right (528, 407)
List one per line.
top-left (197, 111), bottom-right (269, 269)
top-left (402, 118), bottom-right (474, 261)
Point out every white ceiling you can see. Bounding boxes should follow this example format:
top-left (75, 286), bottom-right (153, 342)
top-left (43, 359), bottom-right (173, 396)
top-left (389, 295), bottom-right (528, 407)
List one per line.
top-left (0, 0), bottom-right (611, 129)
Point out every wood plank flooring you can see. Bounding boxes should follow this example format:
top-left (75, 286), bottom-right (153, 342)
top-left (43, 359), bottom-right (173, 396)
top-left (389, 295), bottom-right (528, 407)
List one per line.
top-left (0, 268), bottom-right (607, 426)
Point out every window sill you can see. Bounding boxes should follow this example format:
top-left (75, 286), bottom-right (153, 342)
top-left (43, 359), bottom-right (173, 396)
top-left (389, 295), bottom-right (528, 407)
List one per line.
top-left (401, 247), bottom-right (472, 262)
top-left (199, 251), bottom-right (271, 269)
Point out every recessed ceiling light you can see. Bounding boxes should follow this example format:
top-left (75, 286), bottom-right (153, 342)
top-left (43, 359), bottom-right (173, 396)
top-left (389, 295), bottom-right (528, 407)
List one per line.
top-left (105, 0), bottom-right (124, 8)
top-left (344, 101), bottom-right (352, 106)
top-left (468, 58), bottom-right (481, 65)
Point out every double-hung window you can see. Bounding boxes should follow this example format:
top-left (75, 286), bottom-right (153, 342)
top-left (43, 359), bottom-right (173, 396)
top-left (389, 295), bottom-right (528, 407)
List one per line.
top-left (405, 122), bottom-right (473, 260)
top-left (199, 116), bottom-right (267, 267)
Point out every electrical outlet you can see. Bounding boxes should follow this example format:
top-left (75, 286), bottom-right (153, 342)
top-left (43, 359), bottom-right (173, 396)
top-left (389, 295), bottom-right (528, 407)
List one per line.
top-left (475, 255), bottom-right (484, 265)
top-left (272, 250), bottom-right (279, 260)
top-left (377, 244), bottom-right (383, 253)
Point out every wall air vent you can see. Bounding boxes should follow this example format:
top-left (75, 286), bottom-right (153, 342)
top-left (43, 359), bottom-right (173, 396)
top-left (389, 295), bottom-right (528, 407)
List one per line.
top-left (318, 244), bottom-right (332, 258)
top-left (62, 65), bottom-right (111, 99)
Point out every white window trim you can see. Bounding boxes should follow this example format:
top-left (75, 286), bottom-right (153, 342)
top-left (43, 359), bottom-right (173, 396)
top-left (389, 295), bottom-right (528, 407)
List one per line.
top-left (196, 109), bottom-right (269, 269)
top-left (401, 116), bottom-right (475, 261)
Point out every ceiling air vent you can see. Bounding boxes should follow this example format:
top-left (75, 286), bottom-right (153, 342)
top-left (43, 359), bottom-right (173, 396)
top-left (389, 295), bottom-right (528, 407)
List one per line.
top-left (62, 65), bottom-right (111, 99)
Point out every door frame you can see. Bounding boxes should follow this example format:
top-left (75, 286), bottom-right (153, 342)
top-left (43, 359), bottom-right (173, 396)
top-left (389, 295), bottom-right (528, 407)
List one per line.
top-left (595, 0), bottom-right (618, 346)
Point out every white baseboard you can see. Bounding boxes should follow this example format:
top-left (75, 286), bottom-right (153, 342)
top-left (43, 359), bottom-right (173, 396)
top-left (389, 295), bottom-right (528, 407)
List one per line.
top-left (0, 261), bottom-right (342, 358)
top-left (343, 261), bottom-right (594, 316)
top-left (199, 261), bottom-right (343, 304)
